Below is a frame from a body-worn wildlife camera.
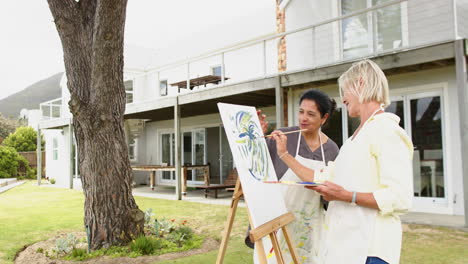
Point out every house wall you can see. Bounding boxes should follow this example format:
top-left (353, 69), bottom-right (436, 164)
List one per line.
top-left (44, 128), bottom-right (71, 188)
top-left (129, 43), bottom-right (278, 103)
top-left (285, 0), bottom-right (339, 71)
top-left (289, 66), bottom-right (464, 215)
top-left (408, 0), bottom-right (455, 46)
top-left (132, 106), bottom-right (277, 185)
top-left (455, 0), bottom-right (468, 38)
top-left (283, 0), bottom-right (457, 72)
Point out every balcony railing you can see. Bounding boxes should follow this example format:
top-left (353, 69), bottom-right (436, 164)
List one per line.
top-left (40, 98), bottom-right (62, 120)
top-left (137, 0), bottom-right (456, 100)
top-left (41, 0), bottom-right (457, 109)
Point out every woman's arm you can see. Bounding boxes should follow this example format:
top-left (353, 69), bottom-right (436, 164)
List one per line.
top-left (309, 182), bottom-right (379, 209)
top-left (310, 128), bottom-right (413, 212)
top-left (271, 131), bottom-right (316, 182)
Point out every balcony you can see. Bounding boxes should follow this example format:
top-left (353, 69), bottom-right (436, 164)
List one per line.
top-left (40, 98), bottom-right (62, 120)
top-left (40, 0), bottom-right (460, 110)
top-left (130, 0), bottom-right (457, 103)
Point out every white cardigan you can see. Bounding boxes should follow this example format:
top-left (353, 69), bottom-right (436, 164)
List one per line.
top-left (316, 113), bottom-right (414, 264)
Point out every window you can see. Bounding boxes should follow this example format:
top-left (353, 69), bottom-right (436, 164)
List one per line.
top-left (410, 95), bottom-right (445, 198)
top-left (322, 107), bottom-right (344, 147)
top-left (193, 129), bottom-right (206, 181)
top-left (125, 80), bottom-right (134, 104)
top-left (373, 0), bottom-right (403, 52)
top-left (161, 133), bottom-right (175, 180)
top-left (128, 137), bottom-right (137, 161)
top-left (159, 80), bottom-right (168, 96)
top-left (341, 0), bottom-right (403, 59)
top-left (53, 137), bottom-right (58, 160)
top-left (341, 0), bottom-right (369, 59)
top-left (211, 65), bottom-right (222, 77)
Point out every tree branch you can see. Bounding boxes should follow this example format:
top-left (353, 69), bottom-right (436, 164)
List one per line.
top-left (78, 0), bottom-right (97, 30)
top-left (90, 0), bottom-right (128, 115)
top-left (47, 0), bottom-right (78, 24)
top-left (48, 0), bottom-right (94, 118)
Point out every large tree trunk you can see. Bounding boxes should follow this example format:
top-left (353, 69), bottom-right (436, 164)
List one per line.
top-left (47, 0), bottom-right (144, 249)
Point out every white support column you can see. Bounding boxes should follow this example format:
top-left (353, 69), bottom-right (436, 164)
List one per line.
top-left (455, 39), bottom-right (468, 227)
top-left (69, 120), bottom-right (74, 189)
top-left (263, 40), bottom-right (267, 77)
top-left (275, 76), bottom-right (284, 128)
top-left (221, 53), bottom-right (225, 84)
top-left (186, 63), bottom-right (190, 92)
top-left (174, 97), bottom-right (182, 200)
top-left (36, 125), bottom-right (42, 185)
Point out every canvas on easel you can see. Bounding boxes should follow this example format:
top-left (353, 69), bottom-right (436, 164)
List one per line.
top-left (218, 103), bottom-right (287, 226)
top-left (217, 103), bottom-right (296, 264)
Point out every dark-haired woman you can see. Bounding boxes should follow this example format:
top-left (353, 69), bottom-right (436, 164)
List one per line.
top-left (252, 89), bottom-right (339, 264)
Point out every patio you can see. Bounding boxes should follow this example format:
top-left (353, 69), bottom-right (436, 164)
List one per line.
top-left (131, 184), bottom-right (245, 207)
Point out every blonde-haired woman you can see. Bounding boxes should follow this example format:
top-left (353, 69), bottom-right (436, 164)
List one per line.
top-left (272, 59), bottom-right (413, 264)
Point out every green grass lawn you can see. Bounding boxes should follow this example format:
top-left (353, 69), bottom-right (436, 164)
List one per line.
top-left (0, 181), bottom-right (467, 264)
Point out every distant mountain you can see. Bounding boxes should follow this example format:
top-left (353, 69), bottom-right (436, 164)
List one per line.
top-left (0, 73), bottom-right (63, 118)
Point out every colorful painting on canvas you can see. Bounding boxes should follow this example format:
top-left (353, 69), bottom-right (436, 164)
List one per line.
top-left (218, 103), bottom-right (287, 228)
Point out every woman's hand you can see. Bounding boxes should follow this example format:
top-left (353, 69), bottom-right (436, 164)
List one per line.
top-left (271, 130), bottom-right (288, 158)
top-left (307, 181), bottom-right (352, 202)
top-left (257, 109), bottom-right (268, 134)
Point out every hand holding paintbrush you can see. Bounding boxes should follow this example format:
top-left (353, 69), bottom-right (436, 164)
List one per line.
top-left (261, 129), bottom-right (308, 138)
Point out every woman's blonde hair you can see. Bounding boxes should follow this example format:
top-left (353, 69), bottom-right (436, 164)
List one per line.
top-left (338, 59), bottom-right (390, 107)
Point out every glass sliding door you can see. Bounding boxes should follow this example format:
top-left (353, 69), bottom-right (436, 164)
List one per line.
top-left (193, 129), bottom-right (206, 182)
top-left (386, 98), bottom-right (405, 129)
top-left (409, 94), bottom-right (445, 199)
top-left (220, 126), bottom-right (234, 184)
top-left (160, 129), bottom-right (207, 184)
top-left (323, 106), bottom-right (344, 147)
top-left (386, 92), bottom-right (447, 209)
top-left (347, 115), bottom-right (360, 139)
top-left (161, 133), bottom-right (174, 181)
top-left (182, 131), bottom-right (193, 181)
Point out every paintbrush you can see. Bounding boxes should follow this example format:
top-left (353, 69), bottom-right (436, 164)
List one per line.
top-left (259, 129), bottom-right (307, 138)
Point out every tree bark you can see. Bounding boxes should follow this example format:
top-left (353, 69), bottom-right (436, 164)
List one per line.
top-left (47, 0), bottom-right (144, 249)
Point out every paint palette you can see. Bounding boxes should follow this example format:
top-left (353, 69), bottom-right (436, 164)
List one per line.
top-left (262, 181), bottom-right (323, 186)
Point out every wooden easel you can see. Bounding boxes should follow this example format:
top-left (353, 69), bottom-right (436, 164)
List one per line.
top-left (216, 178), bottom-right (299, 264)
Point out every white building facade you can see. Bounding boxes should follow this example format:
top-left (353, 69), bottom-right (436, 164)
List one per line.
top-left (38, 0), bottom-right (468, 223)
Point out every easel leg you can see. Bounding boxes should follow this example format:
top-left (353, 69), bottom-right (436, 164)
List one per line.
top-left (150, 171), bottom-right (155, 191)
top-left (182, 167), bottom-right (187, 195)
top-left (216, 179), bottom-right (242, 264)
top-left (255, 239), bottom-right (268, 264)
top-left (270, 232), bottom-right (285, 264)
top-left (281, 226), bottom-right (299, 264)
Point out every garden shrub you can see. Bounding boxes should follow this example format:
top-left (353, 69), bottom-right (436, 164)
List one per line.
top-left (70, 248), bottom-right (87, 258)
top-left (0, 146), bottom-right (32, 178)
top-left (58, 209), bottom-right (201, 261)
top-left (53, 233), bottom-right (78, 256)
top-left (2, 126), bottom-right (44, 152)
top-left (129, 236), bottom-right (162, 255)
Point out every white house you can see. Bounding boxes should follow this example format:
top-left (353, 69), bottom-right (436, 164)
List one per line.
top-left (38, 0), bottom-right (468, 225)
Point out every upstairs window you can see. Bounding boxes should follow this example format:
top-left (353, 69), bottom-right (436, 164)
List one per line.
top-left (125, 80), bottom-right (134, 104)
top-left (53, 137), bottom-right (58, 160)
top-left (160, 80), bottom-right (168, 96)
top-left (341, 0), bottom-right (404, 59)
top-left (211, 65), bottom-right (222, 77)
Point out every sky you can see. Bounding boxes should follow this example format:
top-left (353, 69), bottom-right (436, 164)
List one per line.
top-left (0, 0), bottom-right (273, 100)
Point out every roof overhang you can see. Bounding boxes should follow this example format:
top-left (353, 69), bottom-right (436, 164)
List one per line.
top-left (39, 117), bottom-right (71, 129)
top-left (124, 77), bottom-right (277, 121)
